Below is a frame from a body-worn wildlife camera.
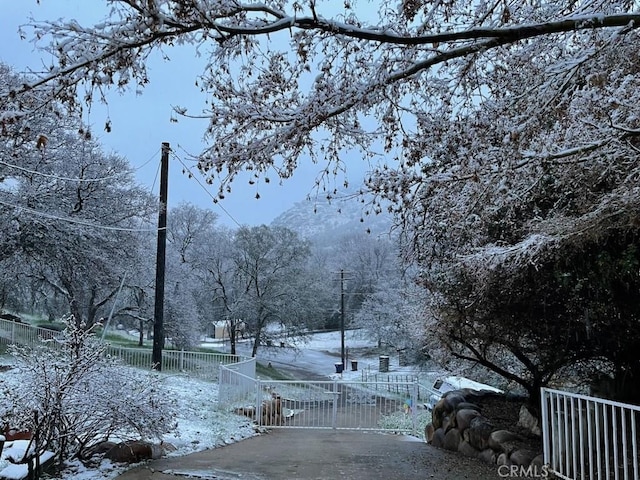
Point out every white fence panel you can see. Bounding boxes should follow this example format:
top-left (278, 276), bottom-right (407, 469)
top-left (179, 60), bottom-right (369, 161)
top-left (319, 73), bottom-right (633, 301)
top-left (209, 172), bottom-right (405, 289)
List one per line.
top-left (218, 357), bottom-right (257, 407)
top-left (542, 388), bottom-right (640, 480)
top-left (0, 318), bottom-right (60, 348)
top-left (254, 379), bottom-right (429, 435)
top-left (0, 318), bottom-right (243, 381)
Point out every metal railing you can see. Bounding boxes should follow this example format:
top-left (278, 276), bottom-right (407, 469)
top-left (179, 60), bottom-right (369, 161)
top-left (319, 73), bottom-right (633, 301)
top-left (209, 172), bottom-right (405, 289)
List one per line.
top-left (0, 318), bottom-right (246, 381)
top-left (0, 319), bottom-right (60, 348)
top-left (542, 388), bottom-right (640, 480)
top-left (218, 367), bottom-right (432, 437)
top-left (218, 357), bottom-right (258, 406)
top-left (254, 379), bottom-right (428, 435)
top-left (2, 318), bottom-right (432, 437)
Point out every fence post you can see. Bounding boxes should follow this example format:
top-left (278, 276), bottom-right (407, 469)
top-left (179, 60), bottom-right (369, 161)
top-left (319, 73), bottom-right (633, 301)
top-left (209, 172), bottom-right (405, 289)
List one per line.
top-left (179, 349), bottom-right (184, 371)
top-left (218, 364), bottom-right (225, 408)
top-left (541, 388), bottom-right (550, 468)
top-left (332, 380), bottom-right (338, 429)
top-left (11, 322), bottom-right (15, 344)
top-left (411, 382), bottom-right (418, 436)
top-left (256, 380), bottom-right (263, 427)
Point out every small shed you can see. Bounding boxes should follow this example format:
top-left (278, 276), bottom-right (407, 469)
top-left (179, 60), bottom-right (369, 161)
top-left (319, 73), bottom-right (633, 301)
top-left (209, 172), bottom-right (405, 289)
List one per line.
top-left (210, 320), bottom-right (246, 339)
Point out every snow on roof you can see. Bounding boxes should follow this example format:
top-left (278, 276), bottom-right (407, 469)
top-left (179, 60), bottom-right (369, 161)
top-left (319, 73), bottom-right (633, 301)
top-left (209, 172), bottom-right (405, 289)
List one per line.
top-left (439, 375), bottom-right (503, 393)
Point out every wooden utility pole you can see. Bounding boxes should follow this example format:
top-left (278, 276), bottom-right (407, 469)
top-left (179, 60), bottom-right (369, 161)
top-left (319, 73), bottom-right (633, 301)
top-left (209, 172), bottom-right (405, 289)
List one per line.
top-left (340, 269), bottom-right (346, 368)
top-left (152, 142), bottom-right (170, 371)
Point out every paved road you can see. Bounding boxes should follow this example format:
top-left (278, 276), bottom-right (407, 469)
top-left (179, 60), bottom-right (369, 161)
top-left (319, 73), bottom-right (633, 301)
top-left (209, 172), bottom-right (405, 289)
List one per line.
top-left (228, 341), bottom-right (345, 379)
top-left (114, 429), bottom-right (502, 480)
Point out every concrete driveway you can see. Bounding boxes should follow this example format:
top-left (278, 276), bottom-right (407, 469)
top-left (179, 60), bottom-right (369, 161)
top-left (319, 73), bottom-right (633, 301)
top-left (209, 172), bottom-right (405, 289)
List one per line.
top-left (114, 429), bottom-right (502, 480)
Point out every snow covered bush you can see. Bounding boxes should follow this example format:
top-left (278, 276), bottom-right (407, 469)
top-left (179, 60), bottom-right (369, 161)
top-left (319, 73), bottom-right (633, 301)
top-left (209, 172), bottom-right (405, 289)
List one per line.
top-left (0, 316), bottom-right (177, 465)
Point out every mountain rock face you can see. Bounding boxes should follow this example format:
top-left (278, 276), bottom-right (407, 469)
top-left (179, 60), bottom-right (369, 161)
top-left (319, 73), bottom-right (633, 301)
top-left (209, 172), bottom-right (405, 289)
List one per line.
top-left (271, 191), bottom-right (394, 242)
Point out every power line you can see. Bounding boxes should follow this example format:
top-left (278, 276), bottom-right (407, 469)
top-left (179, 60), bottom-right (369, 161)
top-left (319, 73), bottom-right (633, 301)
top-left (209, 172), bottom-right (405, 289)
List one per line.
top-left (0, 159), bottom-right (126, 183)
top-left (0, 147), bottom-right (160, 183)
top-left (151, 154), bottom-right (161, 194)
top-left (0, 199), bottom-right (163, 233)
top-left (135, 147), bottom-right (162, 172)
top-left (171, 147), bottom-right (242, 228)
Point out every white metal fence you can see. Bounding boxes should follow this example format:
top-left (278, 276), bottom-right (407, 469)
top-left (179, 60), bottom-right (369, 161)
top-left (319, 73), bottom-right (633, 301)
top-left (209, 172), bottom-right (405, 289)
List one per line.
top-left (218, 357), bottom-right (258, 406)
top-left (0, 318), bottom-right (245, 381)
top-left (0, 318), bottom-right (60, 348)
top-left (219, 363), bottom-right (432, 436)
top-left (256, 379), bottom-right (429, 434)
top-left (542, 388), bottom-right (640, 480)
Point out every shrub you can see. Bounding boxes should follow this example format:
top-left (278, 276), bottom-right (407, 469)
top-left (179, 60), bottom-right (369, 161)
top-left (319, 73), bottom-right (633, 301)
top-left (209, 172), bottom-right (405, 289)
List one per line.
top-left (0, 316), bottom-right (177, 465)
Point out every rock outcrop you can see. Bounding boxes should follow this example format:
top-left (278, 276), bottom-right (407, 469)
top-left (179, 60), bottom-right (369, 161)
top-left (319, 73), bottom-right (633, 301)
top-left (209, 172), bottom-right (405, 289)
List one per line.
top-left (425, 389), bottom-right (543, 471)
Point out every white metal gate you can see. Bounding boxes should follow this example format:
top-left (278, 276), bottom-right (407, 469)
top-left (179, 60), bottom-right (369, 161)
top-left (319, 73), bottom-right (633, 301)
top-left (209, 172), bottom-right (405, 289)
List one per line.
top-left (228, 377), bottom-right (432, 436)
top-left (541, 388), bottom-right (640, 480)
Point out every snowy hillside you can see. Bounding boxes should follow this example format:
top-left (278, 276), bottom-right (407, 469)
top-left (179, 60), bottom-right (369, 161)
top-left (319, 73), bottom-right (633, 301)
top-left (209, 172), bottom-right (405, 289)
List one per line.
top-left (271, 189), bottom-right (393, 241)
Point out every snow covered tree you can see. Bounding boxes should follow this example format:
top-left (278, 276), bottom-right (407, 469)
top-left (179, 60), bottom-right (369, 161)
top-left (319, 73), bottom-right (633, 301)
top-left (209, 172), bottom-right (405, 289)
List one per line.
top-left (17, 144), bottom-right (155, 329)
top-left (2, 1), bottom-right (637, 198)
top-left (1, 316), bottom-right (176, 465)
top-left (354, 276), bottom-right (426, 360)
top-left (162, 203), bottom-right (221, 349)
top-left (381, 14), bottom-right (640, 403)
top-left (331, 232), bottom-right (397, 327)
top-left (162, 254), bottom-right (202, 349)
top-left (0, 64), bottom-right (157, 328)
top-left (193, 225), bottom-right (246, 355)
top-left (232, 225), bottom-right (318, 356)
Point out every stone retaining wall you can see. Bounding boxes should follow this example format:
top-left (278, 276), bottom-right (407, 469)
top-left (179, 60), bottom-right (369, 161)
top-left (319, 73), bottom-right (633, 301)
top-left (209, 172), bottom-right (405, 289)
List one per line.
top-left (425, 389), bottom-right (544, 471)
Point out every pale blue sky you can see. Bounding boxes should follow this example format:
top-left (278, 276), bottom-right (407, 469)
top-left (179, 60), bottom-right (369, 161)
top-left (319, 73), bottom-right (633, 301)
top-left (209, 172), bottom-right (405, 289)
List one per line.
top-left (0, 0), bottom-right (368, 227)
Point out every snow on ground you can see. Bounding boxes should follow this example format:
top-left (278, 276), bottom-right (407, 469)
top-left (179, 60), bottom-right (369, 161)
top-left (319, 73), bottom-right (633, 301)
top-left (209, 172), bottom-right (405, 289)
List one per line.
top-left (296, 329), bottom-right (377, 351)
top-left (0, 330), bottom-right (435, 480)
top-left (277, 329), bottom-right (436, 382)
top-left (0, 363), bottom-right (256, 480)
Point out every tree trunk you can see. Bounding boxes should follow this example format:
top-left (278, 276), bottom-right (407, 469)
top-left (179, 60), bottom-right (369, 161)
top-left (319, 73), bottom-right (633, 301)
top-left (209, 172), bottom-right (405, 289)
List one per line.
top-left (526, 378), bottom-right (543, 419)
top-left (251, 335), bottom-right (259, 357)
top-left (138, 319), bottom-right (144, 346)
top-left (229, 320), bottom-right (237, 355)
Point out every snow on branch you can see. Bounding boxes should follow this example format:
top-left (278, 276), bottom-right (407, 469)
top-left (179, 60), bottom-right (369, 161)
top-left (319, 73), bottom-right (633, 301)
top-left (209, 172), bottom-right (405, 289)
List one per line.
top-left (4, 0), bottom-right (640, 206)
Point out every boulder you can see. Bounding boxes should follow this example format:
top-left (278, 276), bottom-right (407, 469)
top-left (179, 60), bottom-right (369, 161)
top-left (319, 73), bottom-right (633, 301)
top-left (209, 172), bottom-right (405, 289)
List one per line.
top-left (442, 393), bottom-right (466, 413)
top-left (496, 452), bottom-right (511, 466)
top-left (2, 427), bottom-right (31, 441)
top-left (161, 442), bottom-right (177, 455)
top-left (530, 453), bottom-right (545, 470)
top-left (455, 409), bottom-right (482, 433)
top-left (478, 448), bottom-right (496, 465)
top-left (441, 415), bottom-right (452, 432)
top-left (431, 400), bottom-right (447, 429)
top-left (424, 423), bottom-right (435, 443)
top-left (464, 416), bottom-right (494, 451)
top-left (81, 441), bottom-right (117, 459)
top-left (426, 388), bottom-right (542, 472)
top-left (443, 428), bottom-right (462, 451)
top-left (510, 448), bottom-right (539, 467)
top-left (455, 401), bottom-right (481, 412)
top-left (527, 453), bottom-right (549, 477)
top-left (431, 428), bottom-right (446, 448)
top-left (457, 440), bottom-right (479, 458)
top-left (459, 389), bottom-right (503, 405)
top-left (517, 405), bottom-right (541, 437)
top-left (488, 429), bottom-right (524, 455)
top-left (105, 441), bottom-right (163, 463)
